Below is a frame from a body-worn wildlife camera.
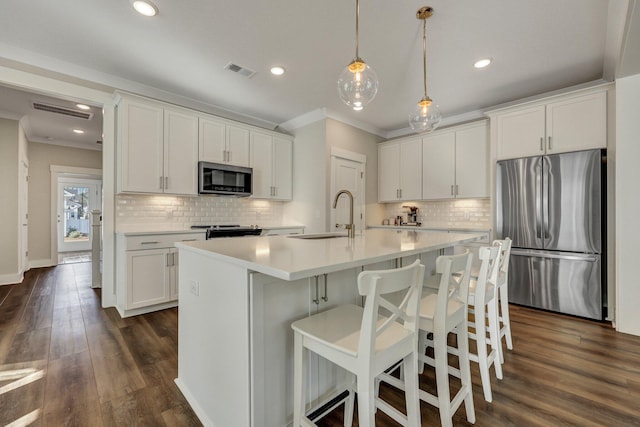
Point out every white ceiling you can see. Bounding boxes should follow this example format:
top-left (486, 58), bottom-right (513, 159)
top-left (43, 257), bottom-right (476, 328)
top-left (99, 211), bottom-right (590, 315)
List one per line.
top-left (0, 0), bottom-right (638, 148)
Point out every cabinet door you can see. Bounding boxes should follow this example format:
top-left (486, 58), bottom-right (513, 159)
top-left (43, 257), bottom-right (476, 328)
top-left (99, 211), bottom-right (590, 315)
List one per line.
top-left (399, 138), bottom-right (422, 200)
top-left (226, 125), bottom-right (250, 166)
top-left (169, 249), bottom-right (178, 301)
top-left (496, 105), bottom-right (546, 160)
top-left (378, 143), bottom-right (400, 202)
top-left (120, 99), bottom-right (164, 193)
top-left (250, 132), bottom-right (274, 199)
top-left (546, 91), bottom-right (607, 154)
top-left (126, 249), bottom-right (171, 309)
top-left (313, 269), bottom-right (359, 408)
top-left (164, 108), bottom-right (198, 195)
top-left (422, 132), bottom-right (455, 199)
top-left (456, 123), bottom-right (489, 198)
top-left (272, 137), bottom-right (292, 200)
top-left (199, 116), bottom-right (226, 163)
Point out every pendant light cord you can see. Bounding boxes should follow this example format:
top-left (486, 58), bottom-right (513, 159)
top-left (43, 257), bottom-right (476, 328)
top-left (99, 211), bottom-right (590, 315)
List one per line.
top-left (355, 0), bottom-right (360, 59)
top-left (422, 17), bottom-right (427, 98)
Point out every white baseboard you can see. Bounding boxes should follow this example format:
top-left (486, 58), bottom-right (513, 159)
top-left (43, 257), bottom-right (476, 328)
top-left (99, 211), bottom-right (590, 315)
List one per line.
top-left (174, 378), bottom-right (213, 427)
top-left (0, 272), bottom-right (24, 286)
top-left (29, 259), bottom-right (56, 268)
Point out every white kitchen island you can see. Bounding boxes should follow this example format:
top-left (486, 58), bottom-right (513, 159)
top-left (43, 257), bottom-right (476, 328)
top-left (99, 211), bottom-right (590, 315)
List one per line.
top-left (174, 229), bottom-right (483, 427)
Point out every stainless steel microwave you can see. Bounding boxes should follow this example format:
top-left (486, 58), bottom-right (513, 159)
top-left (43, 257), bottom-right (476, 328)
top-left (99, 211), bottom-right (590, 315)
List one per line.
top-left (198, 161), bottom-right (253, 196)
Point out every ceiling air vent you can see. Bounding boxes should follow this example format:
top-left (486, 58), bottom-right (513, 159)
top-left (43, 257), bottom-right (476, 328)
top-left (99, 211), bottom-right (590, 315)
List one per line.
top-left (32, 102), bottom-right (94, 120)
top-left (224, 62), bottom-right (256, 78)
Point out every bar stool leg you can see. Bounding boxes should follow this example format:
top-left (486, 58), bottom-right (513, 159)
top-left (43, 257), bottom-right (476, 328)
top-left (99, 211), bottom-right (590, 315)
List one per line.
top-left (434, 329), bottom-right (453, 427)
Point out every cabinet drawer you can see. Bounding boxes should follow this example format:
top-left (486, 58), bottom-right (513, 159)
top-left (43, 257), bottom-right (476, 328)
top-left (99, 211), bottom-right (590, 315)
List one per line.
top-left (125, 232), bottom-right (204, 250)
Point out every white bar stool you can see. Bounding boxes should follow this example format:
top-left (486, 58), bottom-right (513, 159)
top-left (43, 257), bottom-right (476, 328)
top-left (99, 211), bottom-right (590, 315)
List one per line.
top-left (495, 238), bottom-right (514, 361)
top-left (382, 251), bottom-right (476, 427)
top-left (291, 259), bottom-right (425, 427)
top-left (465, 243), bottom-right (503, 402)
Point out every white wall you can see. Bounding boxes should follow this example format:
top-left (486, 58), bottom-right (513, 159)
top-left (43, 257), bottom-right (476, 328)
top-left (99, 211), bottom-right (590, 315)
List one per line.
top-left (614, 73), bottom-right (640, 336)
top-left (283, 120), bottom-right (327, 233)
top-left (0, 118), bottom-right (20, 284)
top-left (284, 118), bottom-right (384, 233)
top-left (27, 142), bottom-right (102, 265)
top-left (326, 118), bottom-right (386, 227)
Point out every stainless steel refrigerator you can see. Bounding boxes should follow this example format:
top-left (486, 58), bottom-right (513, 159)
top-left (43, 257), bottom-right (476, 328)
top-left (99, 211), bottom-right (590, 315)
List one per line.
top-left (496, 149), bottom-right (606, 320)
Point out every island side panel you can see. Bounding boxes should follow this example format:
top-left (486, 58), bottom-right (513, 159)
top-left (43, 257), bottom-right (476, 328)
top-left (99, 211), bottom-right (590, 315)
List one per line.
top-left (176, 249), bottom-right (251, 427)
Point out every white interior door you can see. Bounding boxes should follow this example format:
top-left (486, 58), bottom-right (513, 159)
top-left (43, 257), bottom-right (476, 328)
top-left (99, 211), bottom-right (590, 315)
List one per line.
top-left (20, 160), bottom-right (29, 272)
top-left (57, 178), bottom-right (101, 253)
top-left (330, 153), bottom-right (365, 234)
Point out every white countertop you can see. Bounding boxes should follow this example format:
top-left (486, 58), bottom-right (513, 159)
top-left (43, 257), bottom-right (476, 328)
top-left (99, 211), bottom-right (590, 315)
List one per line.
top-left (176, 228), bottom-right (483, 281)
top-left (368, 225), bottom-right (491, 233)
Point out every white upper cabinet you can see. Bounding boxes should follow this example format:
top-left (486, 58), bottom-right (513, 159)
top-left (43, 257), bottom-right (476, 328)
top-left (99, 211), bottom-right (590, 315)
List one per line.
top-left (117, 94), bottom-right (198, 195)
top-left (250, 131), bottom-right (293, 200)
top-left (422, 121), bottom-right (489, 200)
top-left (494, 90), bottom-right (607, 160)
top-left (378, 138), bottom-right (422, 202)
top-left (119, 97), bottom-right (164, 193)
top-left (199, 115), bottom-right (250, 167)
top-left (455, 123), bottom-right (489, 198)
top-left (422, 131), bottom-right (456, 199)
top-left (164, 107), bottom-right (199, 195)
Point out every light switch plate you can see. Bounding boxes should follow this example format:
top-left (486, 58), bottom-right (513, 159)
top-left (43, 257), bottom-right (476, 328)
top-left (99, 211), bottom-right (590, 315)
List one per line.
top-left (190, 280), bottom-right (199, 296)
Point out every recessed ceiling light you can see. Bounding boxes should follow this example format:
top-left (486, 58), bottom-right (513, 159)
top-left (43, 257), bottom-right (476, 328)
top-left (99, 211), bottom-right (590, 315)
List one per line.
top-left (131, 0), bottom-right (158, 17)
top-left (474, 58), bottom-right (492, 69)
top-left (76, 103), bottom-right (91, 110)
top-left (270, 66), bottom-right (286, 76)
top-left (73, 129), bottom-right (85, 134)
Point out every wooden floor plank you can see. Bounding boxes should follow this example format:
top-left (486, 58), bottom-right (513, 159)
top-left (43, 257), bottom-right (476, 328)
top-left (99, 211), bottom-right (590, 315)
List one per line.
top-left (4, 264), bottom-right (640, 426)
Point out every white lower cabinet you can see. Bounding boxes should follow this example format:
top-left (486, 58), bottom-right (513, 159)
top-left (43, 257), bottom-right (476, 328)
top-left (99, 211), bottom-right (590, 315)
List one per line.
top-left (116, 232), bottom-right (204, 317)
top-left (251, 269), bottom-right (359, 427)
top-left (127, 248), bottom-right (174, 309)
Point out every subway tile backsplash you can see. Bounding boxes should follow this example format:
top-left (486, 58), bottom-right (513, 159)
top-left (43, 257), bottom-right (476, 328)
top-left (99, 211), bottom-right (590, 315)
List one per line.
top-left (116, 194), bottom-right (284, 230)
top-left (384, 198), bottom-right (491, 228)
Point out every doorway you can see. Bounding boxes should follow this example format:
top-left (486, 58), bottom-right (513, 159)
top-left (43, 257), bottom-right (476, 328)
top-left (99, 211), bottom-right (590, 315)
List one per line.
top-left (330, 148), bottom-right (366, 234)
top-left (56, 177), bottom-right (101, 254)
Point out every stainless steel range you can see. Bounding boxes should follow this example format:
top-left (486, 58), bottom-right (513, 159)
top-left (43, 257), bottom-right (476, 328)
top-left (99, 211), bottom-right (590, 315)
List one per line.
top-left (191, 224), bottom-right (262, 239)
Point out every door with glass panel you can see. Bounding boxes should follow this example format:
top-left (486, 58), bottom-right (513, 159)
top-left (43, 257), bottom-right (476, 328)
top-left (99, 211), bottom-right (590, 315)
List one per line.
top-left (57, 178), bottom-right (101, 253)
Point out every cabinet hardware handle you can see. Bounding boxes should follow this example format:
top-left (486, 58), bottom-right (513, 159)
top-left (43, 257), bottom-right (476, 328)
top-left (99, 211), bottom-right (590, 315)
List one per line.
top-left (172, 252), bottom-right (177, 266)
top-left (160, 176), bottom-right (163, 189)
top-left (455, 184), bottom-right (459, 196)
top-left (181, 239), bottom-right (196, 242)
top-left (548, 136), bottom-right (552, 150)
top-left (540, 137), bottom-right (544, 151)
top-left (322, 274), bottom-right (328, 302)
top-left (399, 189), bottom-right (402, 199)
top-left (164, 176), bottom-right (168, 189)
top-left (140, 241), bottom-right (160, 245)
top-left (312, 276), bottom-right (320, 305)
top-left (451, 185), bottom-right (454, 196)
top-left (228, 150), bottom-right (231, 162)
top-left (166, 253), bottom-right (171, 267)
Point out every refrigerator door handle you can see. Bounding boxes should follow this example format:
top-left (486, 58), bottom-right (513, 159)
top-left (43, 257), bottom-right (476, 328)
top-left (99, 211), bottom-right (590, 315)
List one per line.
top-left (535, 163), bottom-right (542, 239)
top-left (543, 158), bottom-right (550, 240)
top-left (511, 248), bottom-right (599, 262)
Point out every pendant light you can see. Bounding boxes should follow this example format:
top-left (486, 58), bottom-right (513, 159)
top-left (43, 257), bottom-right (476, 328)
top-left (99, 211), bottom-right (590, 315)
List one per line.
top-left (337, 0), bottom-right (379, 111)
top-left (409, 7), bottom-right (442, 133)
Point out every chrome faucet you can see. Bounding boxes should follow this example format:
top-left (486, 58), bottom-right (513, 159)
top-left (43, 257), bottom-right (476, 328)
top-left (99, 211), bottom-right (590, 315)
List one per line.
top-left (333, 189), bottom-right (355, 239)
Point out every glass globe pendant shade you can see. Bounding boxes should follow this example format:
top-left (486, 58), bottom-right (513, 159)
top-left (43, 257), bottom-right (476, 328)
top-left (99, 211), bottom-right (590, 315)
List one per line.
top-left (409, 96), bottom-right (442, 133)
top-left (338, 58), bottom-right (379, 111)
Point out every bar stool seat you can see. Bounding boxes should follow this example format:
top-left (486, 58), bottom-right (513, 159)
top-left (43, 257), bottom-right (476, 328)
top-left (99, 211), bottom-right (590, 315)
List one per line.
top-left (291, 259), bottom-right (425, 427)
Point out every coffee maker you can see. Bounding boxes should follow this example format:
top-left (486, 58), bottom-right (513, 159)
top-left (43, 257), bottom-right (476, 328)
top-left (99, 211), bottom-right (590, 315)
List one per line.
top-left (403, 206), bottom-right (419, 225)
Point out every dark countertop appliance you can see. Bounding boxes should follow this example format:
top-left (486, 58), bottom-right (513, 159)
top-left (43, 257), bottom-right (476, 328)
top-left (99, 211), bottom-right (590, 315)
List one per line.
top-left (191, 224), bottom-right (262, 239)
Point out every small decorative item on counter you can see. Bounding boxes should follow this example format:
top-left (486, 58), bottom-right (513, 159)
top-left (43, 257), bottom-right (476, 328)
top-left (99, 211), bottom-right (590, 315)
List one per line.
top-left (382, 218), bottom-right (390, 225)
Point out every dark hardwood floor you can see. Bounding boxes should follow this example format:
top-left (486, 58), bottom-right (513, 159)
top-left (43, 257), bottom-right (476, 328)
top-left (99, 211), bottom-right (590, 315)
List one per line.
top-left (2, 264), bottom-right (639, 426)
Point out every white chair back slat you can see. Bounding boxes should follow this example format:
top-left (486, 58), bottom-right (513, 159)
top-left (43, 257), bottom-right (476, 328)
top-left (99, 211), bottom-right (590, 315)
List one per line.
top-left (357, 260), bottom-right (425, 358)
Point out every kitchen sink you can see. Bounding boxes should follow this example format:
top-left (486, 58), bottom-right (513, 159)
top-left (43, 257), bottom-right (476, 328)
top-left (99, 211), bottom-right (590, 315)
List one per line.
top-left (286, 233), bottom-right (348, 240)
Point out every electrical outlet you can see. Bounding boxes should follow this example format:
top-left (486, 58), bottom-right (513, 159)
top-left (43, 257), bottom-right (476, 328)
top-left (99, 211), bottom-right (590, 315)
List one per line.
top-left (190, 280), bottom-right (199, 296)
